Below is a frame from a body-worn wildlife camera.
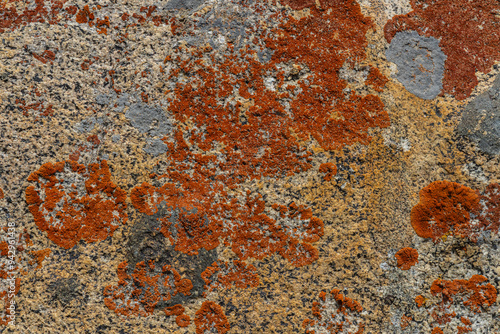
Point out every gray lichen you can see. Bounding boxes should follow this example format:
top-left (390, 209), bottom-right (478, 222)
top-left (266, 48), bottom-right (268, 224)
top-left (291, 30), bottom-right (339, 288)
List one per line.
top-left (124, 103), bottom-right (172, 137)
top-left (458, 75), bottom-right (500, 155)
top-left (386, 30), bottom-right (446, 100)
top-left (143, 138), bottom-right (168, 156)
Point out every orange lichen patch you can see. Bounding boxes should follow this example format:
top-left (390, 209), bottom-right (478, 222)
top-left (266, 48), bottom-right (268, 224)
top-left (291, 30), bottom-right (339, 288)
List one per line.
top-left (165, 304), bottom-right (191, 327)
top-left (25, 160), bottom-right (127, 249)
top-left (478, 183), bottom-right (500, 234)
top-left (132, 183), bottom-right (323, 266)
top-left (366, 66), bottom-right (389, 93)
top-left (400, 315), bottom-right (412, 330)
top-left (415, 295), bottom-right (425, 308)
top-left (430, 275), bottom-right (497, 313)
top-left (0, 243), bottom-right (7, 257)
top-left (460, 317), bottom-right (472, 326)
top-left (28, 248), bottom-right (51, 270)
top-left (410, 181), bottom-right (480, 242)
top-left (303, 289), bottom-right (364, 334)
top-left (0, 0), bottom-right (71, 32)
top-left (176, 314), bottom-right (191, 327)
top-left (75, 5), bottom-right (94, 24)
top-left (384, 0), bottom-right (500, 100)
top-left (131, 0), bottom-right (387, 269)
top-left (0, 187), bottom-right (3, 200)
top-left (194, 301), bottom-right (230, 334)
top-left (395, 247), bottom-right (418, 270)
top-left (165, 304), bottom-right (185, 317)
top-left (103, 261), bottom-right (192, 317)
top-left (280, 0), bottom-right (315, 10)
top-left (423, 275), bottom-right (497, 333)
top-left (318, 163), bottom-right (337, 181)
top-left (431, 328), bottom-right (444, 334)
top-left (201, 260), bottom-right (259, 295)
top-left (32, 50), bottom-right (56, 64)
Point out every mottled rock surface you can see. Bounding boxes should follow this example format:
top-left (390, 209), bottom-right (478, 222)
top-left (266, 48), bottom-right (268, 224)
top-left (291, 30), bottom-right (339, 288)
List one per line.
top-left (0, 0), bottom-right (499, 333)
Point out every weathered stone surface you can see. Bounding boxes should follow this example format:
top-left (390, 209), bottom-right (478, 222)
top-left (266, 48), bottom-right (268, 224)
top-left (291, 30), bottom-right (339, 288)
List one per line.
top-left (0, 0), bottom-right (499, 333)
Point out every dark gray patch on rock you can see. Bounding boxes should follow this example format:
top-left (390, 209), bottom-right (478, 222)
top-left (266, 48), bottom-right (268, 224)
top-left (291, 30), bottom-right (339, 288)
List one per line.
top-left (95, 94), bottom-right (111, 106)
top-left (126, 204), bottom-right (217, 307)
top-left (166, 0), bottom-right (205, 10)
top-left (124, 103), bottom-right (172, 137)
top-left (458, 75), bottom-right (500, 155)
top-left (49, 275), bottom-right (86, 306)
top-left (386, 30), bottom-right (446, 100)
top-left (143, 138), bottom-right (168, 156)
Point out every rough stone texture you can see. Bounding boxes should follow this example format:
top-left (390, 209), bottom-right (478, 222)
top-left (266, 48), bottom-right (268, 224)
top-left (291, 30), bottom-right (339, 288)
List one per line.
top-left (386, 30), bottom-right (446, 100)
top-left (0, 0), bottom-right (499, 333)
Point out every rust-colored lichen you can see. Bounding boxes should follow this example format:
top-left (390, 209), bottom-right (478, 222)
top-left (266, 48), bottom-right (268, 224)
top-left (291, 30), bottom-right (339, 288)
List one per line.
top-left (318, 163), bottom-right (337, 181)
top-left (478, 183), bottom-right (500, 234)
top-left (165, 304), bottom-right (191, 327)
top-left (410, 181), bottom-right (480, 242)
top-left (132, 183), bottom-right (323, 266)
top-left (128, 0), bottom-right (386, 272)
top-left (366, 66), bottom-right (389, 93)
top-left (29, 248), bottom-right (51, 270)
top-left (0, 0), bottom-right (72, 32)
top-left (25, 160), bottom-right (127, 249)
top-left (303, 289), bottom-right (364, 334)
top-left (103, 260), bottom-right (193, 317)
top-left (0, 187), bottom-right (3, 200)
top-left (384, 0), bottom-right (500, 100)
top-left (201, 260), bottom-right (259, 295)
top-left (194, 301), bottom-right (230, 334)
top-left (422, 275), bottom-right (497, 332)
top-left (280, 0), bottom-right (315, 10)
top-left (395, 247), bottom-right (418, 270)
top-left (415, 295), bottom-right (425, 308)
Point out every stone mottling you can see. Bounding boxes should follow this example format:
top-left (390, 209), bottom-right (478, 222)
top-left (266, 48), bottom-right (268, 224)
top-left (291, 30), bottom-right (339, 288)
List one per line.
top-left (0, 0), bottom-right (499, 333)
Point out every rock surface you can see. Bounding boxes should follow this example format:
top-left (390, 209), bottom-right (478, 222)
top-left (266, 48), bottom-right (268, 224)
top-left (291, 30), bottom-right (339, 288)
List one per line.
top-left (0, 0), bottom-right (500, 333)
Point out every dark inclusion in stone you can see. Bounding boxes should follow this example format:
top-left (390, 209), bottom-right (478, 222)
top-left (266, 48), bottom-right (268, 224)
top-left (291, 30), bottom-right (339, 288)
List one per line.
top-left (126, 203), bottom-right (217, 307)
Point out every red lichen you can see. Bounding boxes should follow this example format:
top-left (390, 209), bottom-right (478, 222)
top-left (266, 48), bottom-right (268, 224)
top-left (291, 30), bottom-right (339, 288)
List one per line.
top-left (421, 275), bottom-right (497, 332)
top-left (366, 66), bottom-right (389, 93)
top-left (319, 163), bottom-right (337, 181)
top-left (128, 0), bottom-right (387, 269)
top-left (194, 301), bottom-right (230, 334)
top-left (33, 50), bottom-right (56, 64)
top-left (415, 295), bottom-right (425, 308)
top-left (201, 260), bottom-right (259, 295)
top-left (0, 0), bottom-right (71, 33)
top-left (395, 247), bottom-right (418, 270)
top-left (384, 0), bottom-right (500, 100)
top-left (0, 188), bottom-right (3, 200)
top-left (430, 275), bottom-right (497, 313)
top-left (280, 0), bottom-right (315, 10)
top-left (303, 289), bottom-right (364, 334)
top-left (400, 315), bottom-right (412, 330)
top-left (410, 181), bottom-right (480, 242)
top-left (29, 248), bottom-right (51, 270)
top-left (165, 304), bottom-right (191, 327)
top-left (104, 260), bottom-right (192, 317)
top-left (25, 160), bottom-right (127, 249)
top-left (176, 314), bottom-right (191, 327)
top-left (478, 183), bottom-right (500, 234)
top-left (75, 5), bottom-right (94, 24)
